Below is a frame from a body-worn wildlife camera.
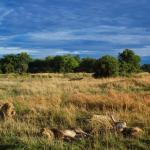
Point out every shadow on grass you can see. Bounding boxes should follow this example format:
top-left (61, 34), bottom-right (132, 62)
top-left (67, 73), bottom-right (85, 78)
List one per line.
top-left (0, 144), bottom-right (18, 150)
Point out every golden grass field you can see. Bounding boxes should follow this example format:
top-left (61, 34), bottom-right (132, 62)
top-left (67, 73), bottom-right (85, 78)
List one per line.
top-left (0, 72), bottom-right (149, 150)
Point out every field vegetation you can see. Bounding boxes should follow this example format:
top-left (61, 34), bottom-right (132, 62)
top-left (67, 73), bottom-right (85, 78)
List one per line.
top-left (0, 72), bottom-right (149, 150)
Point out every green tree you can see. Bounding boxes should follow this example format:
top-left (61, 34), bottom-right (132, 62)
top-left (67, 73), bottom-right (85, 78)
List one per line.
top-left (51, 55), bottom-right (79, 72)
top-left (45, 56), bottom-right (54, 72)
top-left (0, 53), bottom-right (32, 74)
top-left (142, 64), bottom-right (150, 73)
top-left (63, 55), bottom-right (79, 72)
top-left (0, 54), bottom-right (16, 73)
top-left (28, 59), bottom-right (47, 73)
top-left (76, 58), bottom-right (96, 73)
top-left (94, 55), bottom-right (119, 77)
top-left (3, 63), bottom-right (15, 73)
top-left (118, 49), bottom-right (141, 74)
top-left (51, 56), bottom-right (64, 72)
top-left (16, 52), bottom-right (32, 73)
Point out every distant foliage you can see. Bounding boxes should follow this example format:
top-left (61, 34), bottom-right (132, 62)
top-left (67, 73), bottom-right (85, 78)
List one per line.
top-left (28, 59), bottom-right (47, 73)
top-left (76, 58), bottom-right (96, 73)
top-left (0, 49), bottom-right (144, 76)
top-left (118, 49), bottom-right (141, 75)
top-left (16, 53), bottom-right (32, 73)
top-left (0, 53), bottom-right (32, 74)
top-left (51, 55), bottom-right (79, 72)
top-left (141, 64), bottom-right (150, 73)
top-left (29, 55), bottom-right (80, 73)
top-left (94, 55), bottom-right (119, 77)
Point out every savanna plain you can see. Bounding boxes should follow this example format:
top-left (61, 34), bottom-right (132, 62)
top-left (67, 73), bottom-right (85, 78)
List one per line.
top-left (0, 73), bottom-right (150, 150)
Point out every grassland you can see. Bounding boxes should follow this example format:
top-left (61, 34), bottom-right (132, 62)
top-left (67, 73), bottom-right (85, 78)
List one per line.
top-left (0, 72), bottom-right (149, 150)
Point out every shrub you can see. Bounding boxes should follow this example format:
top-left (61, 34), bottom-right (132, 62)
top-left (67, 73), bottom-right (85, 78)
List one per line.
top-left (119, 49), bottom-right (141, 74)
top-left (141, 64), bottom-right (150, 73)
top-left (76, 58), bottom-right (96, 73)
top-left (94, 55), bottom-right (119, 77)
top-left (51, 55), bottom-right (79, 73)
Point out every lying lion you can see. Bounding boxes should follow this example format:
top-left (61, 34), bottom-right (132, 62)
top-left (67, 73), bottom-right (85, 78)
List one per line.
top-left (0, 102), bottom-right (16, 120)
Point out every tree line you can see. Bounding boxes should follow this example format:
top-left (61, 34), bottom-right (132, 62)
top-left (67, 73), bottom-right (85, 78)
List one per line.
top-left (0, 49), bottom-right (149, 77)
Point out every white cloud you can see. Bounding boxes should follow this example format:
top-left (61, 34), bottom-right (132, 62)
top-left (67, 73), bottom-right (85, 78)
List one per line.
top-left (0, 46), bottom-right (96, 58)
top-left (0, 47), bottom-right (38, 55)
top-left (115, 46), bottom-right (150, 57)
top-left (131, 46), bottom-right (150, 56)
top-left (55, 50), bottom-right (95, 55)
top-left (1, 25), bottom-right (150, 46)
top-left (0, 45), bottom-right (149, 59)
top-left (27, 26), bottom-right (150, 45)
top-left (0, 9), bottom-right (14, 24)
top-left (0, 25), bottom-right (150, 57)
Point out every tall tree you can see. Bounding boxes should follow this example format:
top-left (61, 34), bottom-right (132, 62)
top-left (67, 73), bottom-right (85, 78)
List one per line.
top-left (76, 58), bottom-right (96, 73)
top-left (28, 59), bottom-right (47, 73)
top-left (142, 64), bottom-right (150, 73)
top-left (118, 49), bottom-right (141, 74)
top-left (51, 55), bottom-right (79, 72)
top-left (16, 52), bottom-right (32, 73)
top-left (0, 54), bottom-right (16, 73)
top-left (94, 55), bottom-right (119, 77)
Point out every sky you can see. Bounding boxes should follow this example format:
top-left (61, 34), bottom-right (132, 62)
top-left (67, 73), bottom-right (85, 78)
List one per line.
top-left (0, 0), bottom-right (150, 64)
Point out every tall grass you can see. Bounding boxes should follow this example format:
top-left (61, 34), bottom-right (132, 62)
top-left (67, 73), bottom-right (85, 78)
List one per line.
top-left (0, 72), bottom-right (149, 149)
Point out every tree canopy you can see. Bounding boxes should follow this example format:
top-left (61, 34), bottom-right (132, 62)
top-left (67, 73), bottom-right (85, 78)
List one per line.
top-left (0, 49), bottom-right (144, 77)
top-left (118, 49), bottom-right (141, 74)
top-left (0, 53), bottom-right (32, 74)
top-left (141, 64), bottom-right (150, 73)
top-left (94, 55), bottom-right (119, 77)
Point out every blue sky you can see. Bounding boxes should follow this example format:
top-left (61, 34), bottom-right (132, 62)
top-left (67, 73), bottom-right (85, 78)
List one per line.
top-left (0, 0), bottom-right (150, 63)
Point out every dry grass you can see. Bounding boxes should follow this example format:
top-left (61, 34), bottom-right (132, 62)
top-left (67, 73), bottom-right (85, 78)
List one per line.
top-left (0, 72), bottom-right (149, 149)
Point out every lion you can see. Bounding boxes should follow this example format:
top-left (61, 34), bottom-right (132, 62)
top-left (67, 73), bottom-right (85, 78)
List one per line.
top-left (0, 102), bottom-right (16, 120)
top-left (40, 128), bottom-right (54, 140)
top-left (121, 127), bottom-right (143, 138)
top-left (110, 115), bottom-right (143, 138)
top-left (40, 127), bottom-right (90, 141)
top-left (110, 115), bottom-right (127, 132)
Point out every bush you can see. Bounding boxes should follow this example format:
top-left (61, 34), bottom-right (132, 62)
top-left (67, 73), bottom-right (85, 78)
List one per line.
top-left (141, 64), bottom-right (150, 73)
top-left (76, 58), bottom-right (96, 73)
top-left (0, 50), bottom-right (142, 75)
top-left (119, 49), bottom-right (141, 74)
top-left (94, 55), bottom-right (119, 77)
top-left (0, 53), bottom-right (32, 74)
top-left (51, 55), bottom-right (79, 73)
top-left (3, 63), bottom-right (15, 73)
top-left (28, 59), bottom-right (48, 73)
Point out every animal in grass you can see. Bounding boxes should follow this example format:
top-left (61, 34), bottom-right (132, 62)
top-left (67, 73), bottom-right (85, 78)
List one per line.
top-left (61, 129), bottom-right (77, 141)
top-left (87, 114), bottom-right (115, 135)
top-left (121, 127), bottom-right (143, 138)
top-left (40, 128), bottom-right (54, 140)
top-left (110, 115), bottom-right (143, 138)
top-left (41, 128), bottom-right (73, 140)
top-left (110, 115), bottom-right (127, 132)
top-left (50, 128), bottom-right (64, 139)
top-left (91, 114), bottom-right (113, 127)
top-left (41, 127), bottom-right (90, 141)
top-left (71, 127), bottom-right (91, 137)
top-left (0, 102), bottom-right (16, 120)
top-left (61, 127), bottom-right (91, 140)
